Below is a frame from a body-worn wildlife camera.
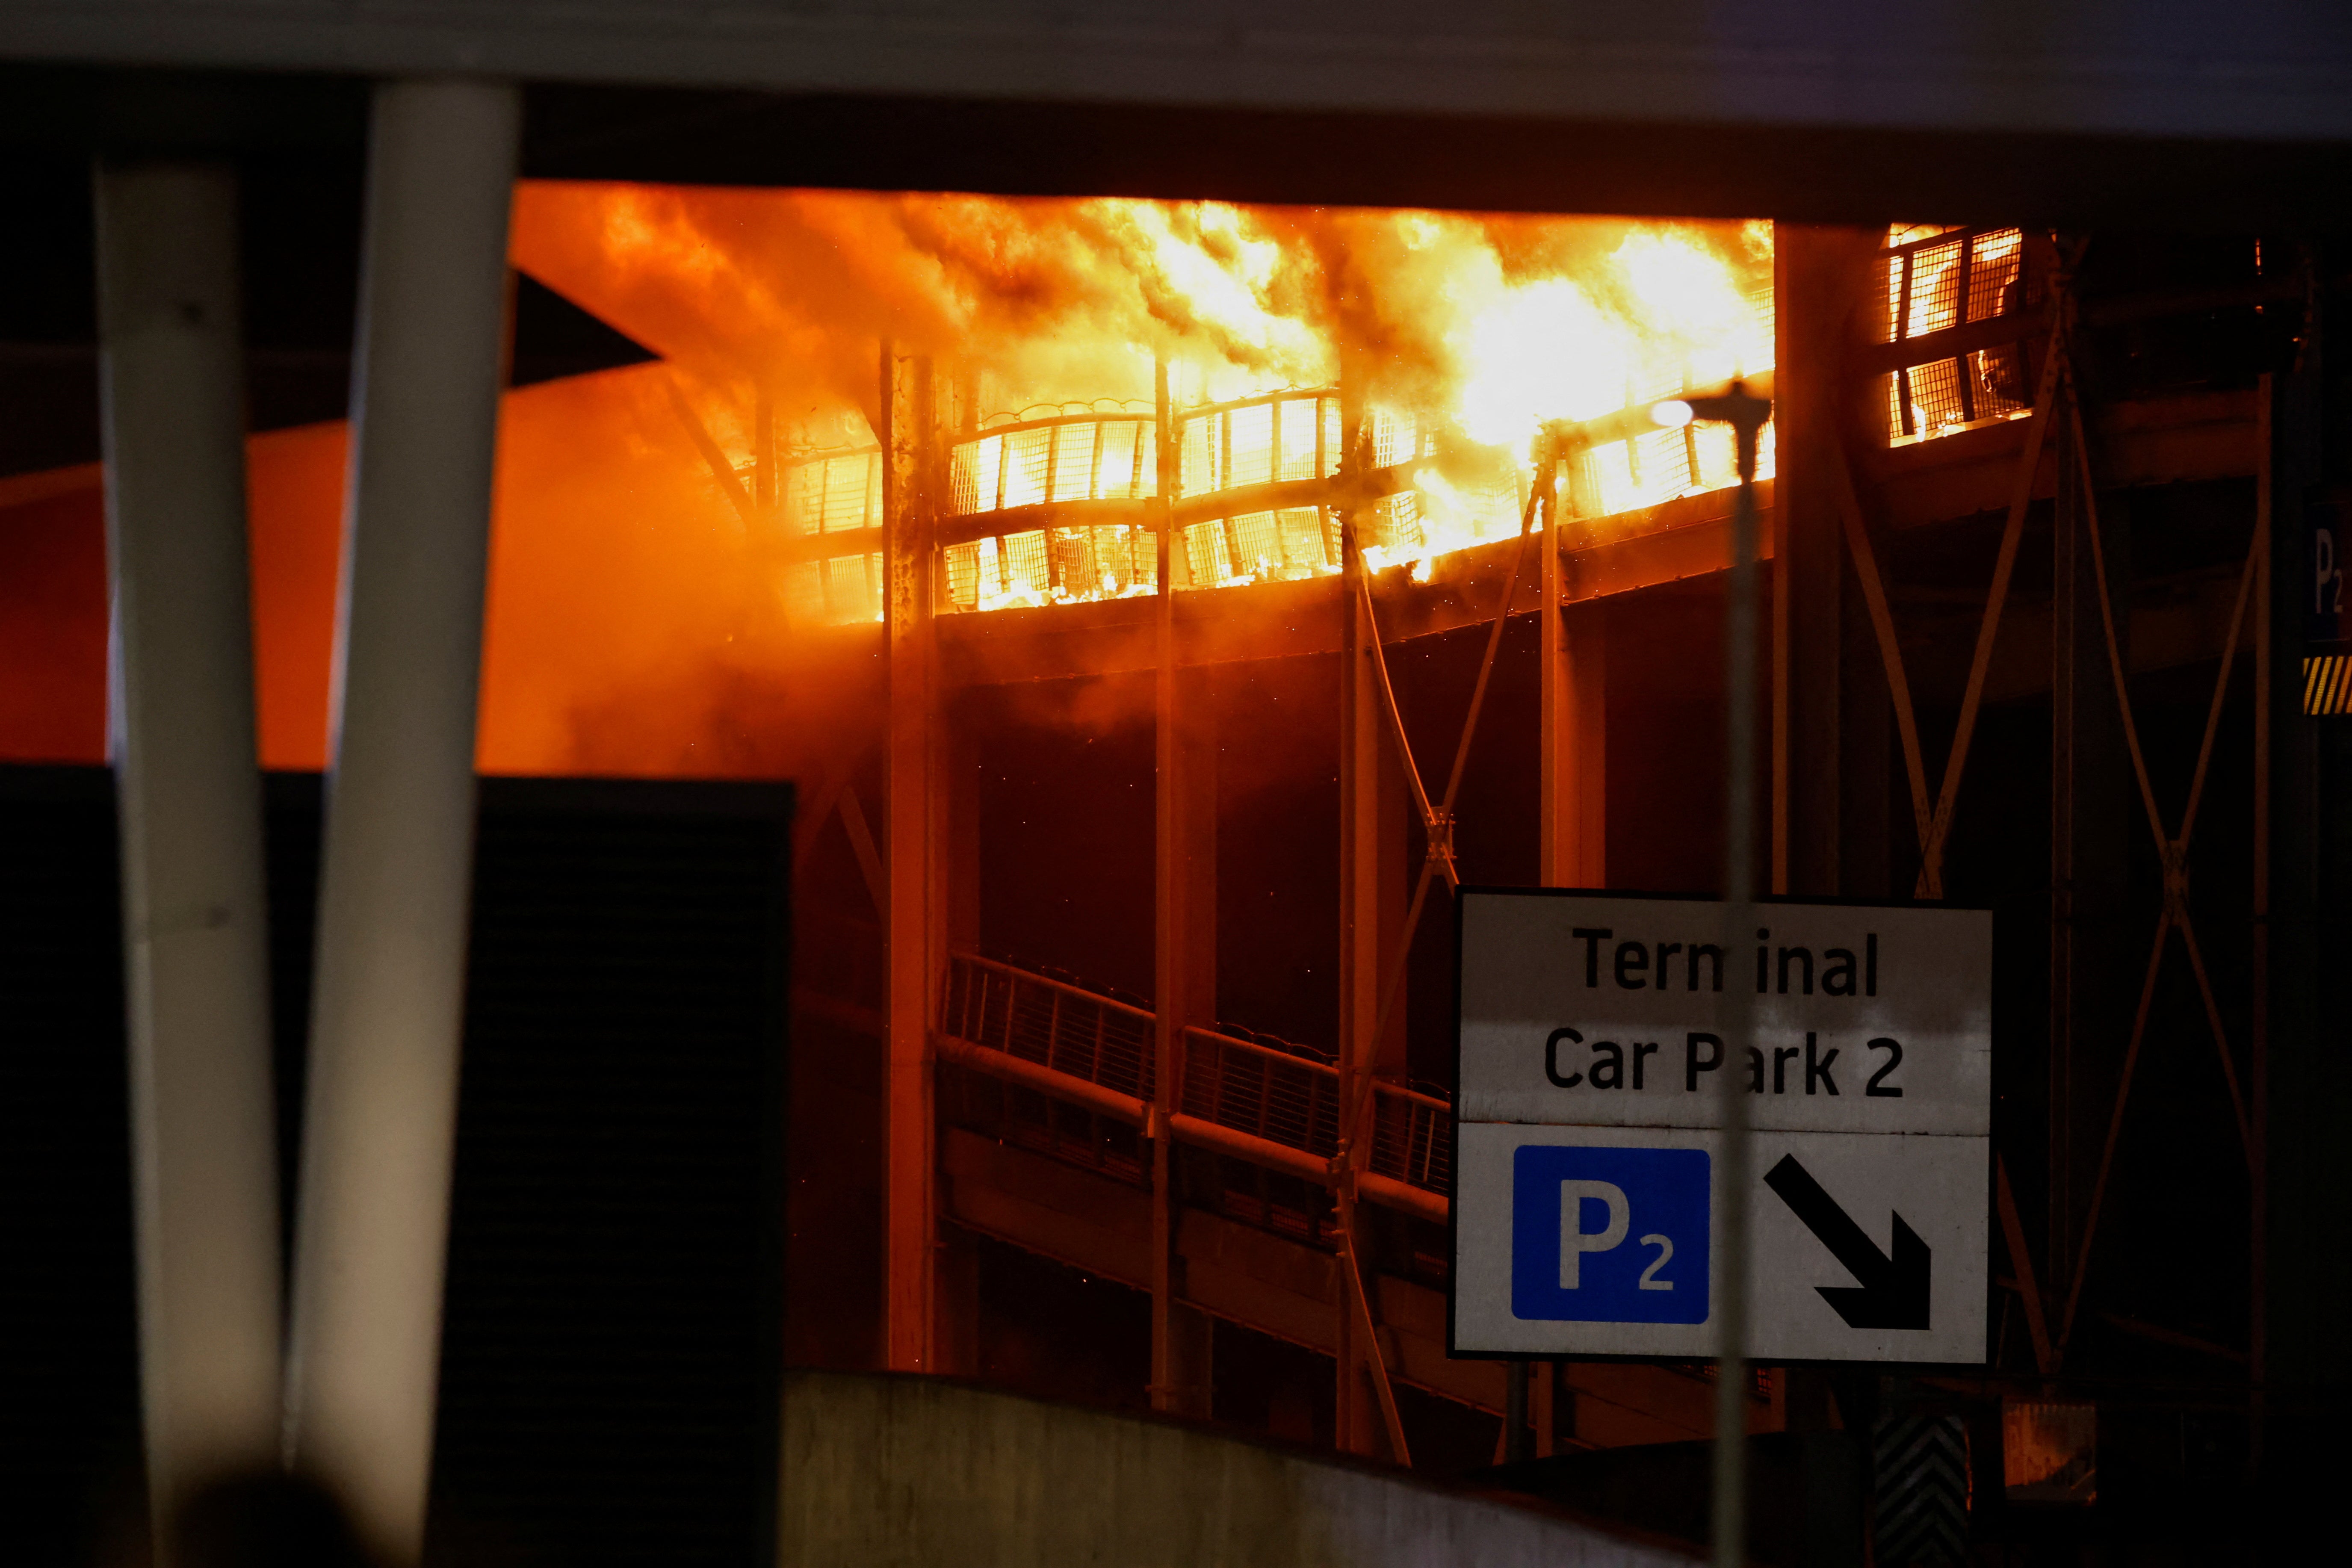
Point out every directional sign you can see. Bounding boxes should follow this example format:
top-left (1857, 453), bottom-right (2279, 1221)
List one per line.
top-left (1449, 889), bottom-right (1991, 1364)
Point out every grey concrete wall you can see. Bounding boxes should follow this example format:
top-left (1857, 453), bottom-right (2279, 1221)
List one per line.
top-left (3, 1), bottom-right (2350, 144)
top-left (780, 1370), bottom-right (1698, 1568)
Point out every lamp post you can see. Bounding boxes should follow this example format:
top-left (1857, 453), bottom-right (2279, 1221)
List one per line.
top-left (1653, 381), bottom-right (1771, 1568)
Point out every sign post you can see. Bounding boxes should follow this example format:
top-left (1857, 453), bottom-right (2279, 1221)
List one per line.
top-left (1450, 890), bottom-right (1991, 1365)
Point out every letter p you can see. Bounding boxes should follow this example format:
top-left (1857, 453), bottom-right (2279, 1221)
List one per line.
top-left (1558, 1179), bottom-right (1630, 1288)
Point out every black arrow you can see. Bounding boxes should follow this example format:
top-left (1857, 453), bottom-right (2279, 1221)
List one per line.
top-left (1763, 1153), bottom-right (1931, 1330)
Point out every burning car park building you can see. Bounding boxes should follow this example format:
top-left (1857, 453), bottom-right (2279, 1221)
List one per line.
top-left (3, 11), bottom-right (2349, 1568)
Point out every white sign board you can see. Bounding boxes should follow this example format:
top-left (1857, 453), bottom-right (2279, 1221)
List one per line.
top-left (1450, 890), bottom-right (1991, 1364)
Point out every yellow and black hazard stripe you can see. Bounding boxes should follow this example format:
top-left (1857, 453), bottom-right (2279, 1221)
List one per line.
top-left (2305, 654), bottom-right (2352, 715)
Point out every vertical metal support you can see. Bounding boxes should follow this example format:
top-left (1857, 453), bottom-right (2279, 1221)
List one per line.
top-left (1710, 397), bottom-right (1770, 1568)
top-left (286, 80), bottom-right (520, 1563)
top-left (882, 346), bottom-right (939, 1373)
top-left (2248, 372), bottom-right (2272, 1462)
top-left (95, 162), bottom-right (282, 1553)
top-left (1532, 1358), bottom-right (1557, 1458)
top-left (1152, 360), bottom-right (1177, 1415)
top-left (1335, 476), bottom-right (1382, 1456)
top-left (1504, 1360), bottom-right (1531, 1465)
top-left (2046, 396), bottom-right (2081, 1320)
top-left (753, 384), bottom-right (774, 514)
top-left (1540, 447), bottom-right (1605, 889)
top-left (1773, 226), bottom-right (1878, 898)
top-left (1149, 362), bottom-right (1216, 1418)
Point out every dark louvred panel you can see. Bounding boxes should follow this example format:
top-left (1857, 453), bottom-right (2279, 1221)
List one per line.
top-left (427, 778), bottom-right (791, 1568)
top-left (0, 768), bottom-right (145, 1566)
top-left (0, 768), bottom-right (789, 1568)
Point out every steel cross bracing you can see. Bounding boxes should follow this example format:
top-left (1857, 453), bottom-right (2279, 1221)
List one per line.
top-left (1331, 419), bottom-right (1545, 1460)
top-left (2054, 363), bottom-right (2265, 1364)
top-left (1834, 264), bottom-right (2271, 1382)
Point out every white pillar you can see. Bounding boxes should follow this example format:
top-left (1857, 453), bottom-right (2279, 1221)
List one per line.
top-left (95, 161), bottom-right (283, 1559)
top-left (284, 79), bottom-right (520, 1563)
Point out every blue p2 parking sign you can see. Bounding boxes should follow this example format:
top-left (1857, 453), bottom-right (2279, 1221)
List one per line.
top-left (1511, 1145), bottom-right (1710, 1324)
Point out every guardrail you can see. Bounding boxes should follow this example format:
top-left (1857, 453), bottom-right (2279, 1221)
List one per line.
top-left (939, 951), bottom-right (1155, 1104)
top-left (936, 952), bottom-right (1449, 1225)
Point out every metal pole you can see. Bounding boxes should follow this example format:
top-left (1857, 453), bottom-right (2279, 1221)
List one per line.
top-left (284, 79), bottom-right (520, 1563)
top-left (1707, 391), bottom-right (1769, 1568)
top-left (1539, 443), bottom-right (1603, 889)
top-left (881, 346), bottom-right (938, 1373)
top-left (1504, 1359), bottom-right (1532, 1465)
top-left (1151, 357), bottom-right (1181, 1412)
top-left (95, 161), bottom-right (283, 1556)
top-left (2248, 370), bottom-right (2272, 1473)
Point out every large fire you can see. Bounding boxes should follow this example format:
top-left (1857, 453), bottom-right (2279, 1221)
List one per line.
top-left (512, 188), bottom-right (1775, 620)
top-left (0, 187), bottom-right (1779, 779)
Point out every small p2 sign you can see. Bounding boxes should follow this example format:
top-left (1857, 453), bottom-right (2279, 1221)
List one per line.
top-left (1510, 1144), bottom-right (1709, 1325)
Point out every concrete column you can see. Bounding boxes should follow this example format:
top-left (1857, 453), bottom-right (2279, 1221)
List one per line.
top-left (95, 161), bottom-right (283, 1553)
top-left (284, 80), bottom-right (520, 1563)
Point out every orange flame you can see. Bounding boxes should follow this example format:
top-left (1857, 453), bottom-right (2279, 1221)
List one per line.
top-left (511, 187), bottom-right (1775, 620)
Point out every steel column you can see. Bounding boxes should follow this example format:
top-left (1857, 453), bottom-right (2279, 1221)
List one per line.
top-left (1699, 390), bottom-right (1771, 1568)
top-left (1540, 449), bottom-right (1605, 889)
top-left (285, 79), bottom-right (519, 1563)
top-left (1151, 362), bottom-right (1217, 1417)
top-left (1771, 227), bottom-right (1877, 897)
top-left (882, 348), bottom-right (941, 1372)
top-left (1336, 475), bottom-right (1382, 1457)
top-left (2247, 371), bottom-right (2271, 1465)
top-left (2047, 395), bottom-right (2081, 1319)
top-left (94, 162), bottom-right (282, 1552)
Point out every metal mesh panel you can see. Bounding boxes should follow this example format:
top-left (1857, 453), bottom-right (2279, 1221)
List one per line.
top-left (1278, 396), bottom-right (1324, 481)
top-left (950, 434), bottom-right (998, 514)
top-left (1371, 407), bottom-right (1422, 469)
top-left (1001, 426), bottom-right (1052, 509)
top-left (1898, 237), bottom-right (1968, 341)
top-left (1226, 511), bottom-right (1281, 576)
top-left (1896, 357), bottom-right (1969, 440)
top-left (1182, 520), bottom-right (1233, 585)
top-left (810, 553), bottom-right (879, 622)
top-left (1095, 421), bottom-right (1151, 500)
top-left (1179, 414), bottom-right (1216, 496)
top-left (941, 544), bottom-right (981, 611)
top-left (949, 418), bottom-right (1158, 516)
top-left (781, 561), bottom-right (824, 621)
top-left (1176, 393), bottom-right (1339, 498)
top-left (1883, 227), bottom-right (2033, 444)
top-left (783, 451), bottom-right (880, 536)
top-left (1000, 532), bottom-right (1049, 597)
top-left (1228, 401), bottom-right (1275, 489)
top-left (1278, 508), bottom-right (1333, 573)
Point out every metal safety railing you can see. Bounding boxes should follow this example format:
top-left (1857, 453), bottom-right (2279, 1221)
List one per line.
top-left (1177, 1026), bottom-right (1342, 1163)
top-left (1178, 1027), bottom-right (1451, 1197)
top-left (938, 952), bottom-right (1155, 1105)
top-left (937, 951), bottom-right (1450, 1213)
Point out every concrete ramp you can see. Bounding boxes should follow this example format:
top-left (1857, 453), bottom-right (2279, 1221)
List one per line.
top-left (780, 1371), bottom-right (1700, 1568)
